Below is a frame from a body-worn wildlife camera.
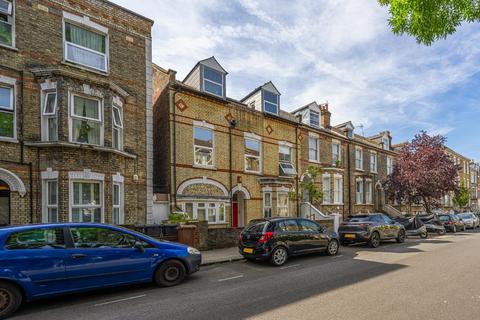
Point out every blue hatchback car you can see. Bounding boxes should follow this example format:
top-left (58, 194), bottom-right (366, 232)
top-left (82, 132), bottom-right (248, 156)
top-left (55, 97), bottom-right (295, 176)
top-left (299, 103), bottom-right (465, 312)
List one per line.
top-left (0, 223), bottom-right (202, 318)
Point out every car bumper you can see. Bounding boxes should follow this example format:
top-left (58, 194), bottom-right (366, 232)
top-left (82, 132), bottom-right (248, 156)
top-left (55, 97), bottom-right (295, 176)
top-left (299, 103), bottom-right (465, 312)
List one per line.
top-left (338, 231), bottom-right (370, 243)
top-left (238, 245), bottom-right (271, 260)
top-left (185, 253), bottom-right (202, 274)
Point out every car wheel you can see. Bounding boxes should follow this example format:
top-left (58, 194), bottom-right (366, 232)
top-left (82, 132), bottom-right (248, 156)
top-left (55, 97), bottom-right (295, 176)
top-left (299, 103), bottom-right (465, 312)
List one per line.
top-left (420, 231), bottom-right (428, 239)
top-left (369, 232), bottom-right (380, 248)
top-left (396, 230), bottom-right (406, 243)
top-left (154, 260), bottom-right (186, 287)
top-left (270, 246), bottom-right (288, 266)
top-left (326, 239), bottom-right (339, 256)
top-left (0, 281), bottom-right (22, 319)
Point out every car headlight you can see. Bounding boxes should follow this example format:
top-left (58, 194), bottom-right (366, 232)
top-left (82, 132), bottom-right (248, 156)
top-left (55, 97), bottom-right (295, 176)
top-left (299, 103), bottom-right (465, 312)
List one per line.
top-left (187, 247), bottom-right (201, 255)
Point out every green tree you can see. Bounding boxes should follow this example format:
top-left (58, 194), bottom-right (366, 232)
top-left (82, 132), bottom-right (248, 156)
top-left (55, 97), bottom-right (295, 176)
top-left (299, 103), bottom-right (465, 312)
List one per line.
top-left (453, 182), bottom-right (470, 209)
top-left (291, 166), bottom-right (323, 205)
top-left (378, 0), bottom-right (480, 45)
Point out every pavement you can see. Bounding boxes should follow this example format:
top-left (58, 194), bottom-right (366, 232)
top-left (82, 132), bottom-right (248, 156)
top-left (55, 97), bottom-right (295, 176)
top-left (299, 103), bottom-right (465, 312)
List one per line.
top-left (200, 247), bottom-right (242, 265)
top-left (12, 229), bottom-right (480, 320)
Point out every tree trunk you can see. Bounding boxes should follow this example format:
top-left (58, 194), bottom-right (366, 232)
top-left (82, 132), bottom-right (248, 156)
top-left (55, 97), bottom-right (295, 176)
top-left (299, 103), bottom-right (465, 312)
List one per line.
top-left (421, 195), bottom-right (431, 213)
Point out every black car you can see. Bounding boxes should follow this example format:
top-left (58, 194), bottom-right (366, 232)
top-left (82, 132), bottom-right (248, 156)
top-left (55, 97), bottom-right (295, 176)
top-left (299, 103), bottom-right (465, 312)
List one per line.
top-left (238, 217), bottom-right (339, 266)
top-left (338, 213), bottom-right (406, 248)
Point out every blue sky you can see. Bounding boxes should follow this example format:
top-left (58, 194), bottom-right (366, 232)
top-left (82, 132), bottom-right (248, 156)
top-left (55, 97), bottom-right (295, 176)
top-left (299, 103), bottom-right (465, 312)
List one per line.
top-left (113, 0), bottom-right (480, 160)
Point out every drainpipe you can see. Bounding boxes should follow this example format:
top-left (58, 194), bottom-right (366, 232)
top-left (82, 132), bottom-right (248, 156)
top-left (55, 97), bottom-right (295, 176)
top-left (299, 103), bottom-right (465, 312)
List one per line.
top-left (295, 124), bottom-right (299, 217)
top-left (171, 87), bottom-right (179, 211)
top-left (228, 119), bottom-right (237, 226)
top-left (346, 142), bottom-right (352, 218)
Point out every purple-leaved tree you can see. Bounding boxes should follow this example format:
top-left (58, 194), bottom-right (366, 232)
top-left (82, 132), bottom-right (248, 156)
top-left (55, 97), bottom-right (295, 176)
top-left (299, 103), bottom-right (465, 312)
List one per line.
top-left (385, 131), bottom-right (458, 213)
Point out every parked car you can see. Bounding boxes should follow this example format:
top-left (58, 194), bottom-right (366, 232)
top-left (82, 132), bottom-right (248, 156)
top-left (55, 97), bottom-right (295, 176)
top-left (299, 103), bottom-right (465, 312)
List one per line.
top-left (456, 213), bottom-right (479, 229)
top-left (239, 217), bottom-right (339, 266)
top-left (438, 214), bottom-right (466, 232)
top-left (338, 213), bottom-right (406, 248)
top-left (418, 213), bottom-right (446, 235)
top-left (0, 223), bottom-right (201, 318)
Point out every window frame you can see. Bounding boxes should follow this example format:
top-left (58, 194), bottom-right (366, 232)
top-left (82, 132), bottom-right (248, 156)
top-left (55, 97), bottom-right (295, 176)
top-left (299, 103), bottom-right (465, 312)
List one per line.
top-left (276, 192), bottom-right (289, 217)
top-left (193, 125), bottom-right (215, 168)
top-left (41, 90), bottom-right (58, 142)
top-left (262, 90), bottom-right (279, 115)
top-left (42, 179), bottom-right (58, 223)
top-left (69, 93), bottom-right (104, 146)
top-left (356, 180), bottom-right (364, 204)
top-left (0, 84), bottom-right (15, 140)
top-left (112, 182), bottom-right (124, 225)
top-left (387, 156), bottom-right (394, 175)
top-left (181, 202), bottom-right (226, 224)
top-left (112, 103), bottom-right (123, 151)
top-left (333, 176), bottom-right (343, 204)
top-left (355, 147), bottom-right (363, 170)
top-left (370, 151), bottom-right (377, 173)
top-left (0, 0), bottom-right (14, 48)
top-left (202, 65), bottom-right (224, 97)
top-left (244, 137), bottom-right (262, 173)
top-left (332, 141), bottom-right (341, 163)
top-left (263, 192), bottom-right (272, 218)
top-left (63, 20), bottom-right (109, 73)
top-left (69, 180), bottom-right (104, 223)
top-left (365, 180), bottom-right (372, 204)
top-left (308, 137), bottom-right (320, 162)
top-left (322, 175), bottom-right (331, 204)
top-left (310, 110), bottom-right (320, 128)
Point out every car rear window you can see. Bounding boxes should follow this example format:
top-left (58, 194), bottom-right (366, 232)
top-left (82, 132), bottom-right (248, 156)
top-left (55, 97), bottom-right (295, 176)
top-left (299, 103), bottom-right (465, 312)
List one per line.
top-left (438, 215), bottom-right (449, 221)
top-left (349, 215), bottom-right (372, 222)
top-left (4, 228), bottom-right (66, 250)
top-left (245, 220), bottom-right (268, 233)
top-left (458, 213), bottom-right (472, 219)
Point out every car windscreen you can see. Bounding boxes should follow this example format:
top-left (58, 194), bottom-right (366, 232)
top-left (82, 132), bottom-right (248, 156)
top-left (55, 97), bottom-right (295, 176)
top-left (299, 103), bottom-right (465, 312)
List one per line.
top-left (458, 214), bottom-right (472, 219)
top-left (348, 216), bottom-right (372, 222)
top-left (244, 220), bottom-right (268, 233)
top-left (438, 215), bottom-right (450, 221)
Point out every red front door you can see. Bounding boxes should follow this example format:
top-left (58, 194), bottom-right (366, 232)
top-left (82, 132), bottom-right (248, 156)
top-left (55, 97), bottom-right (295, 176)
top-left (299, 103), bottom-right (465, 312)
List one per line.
top-left (232, 202), bottom-right (238, 228)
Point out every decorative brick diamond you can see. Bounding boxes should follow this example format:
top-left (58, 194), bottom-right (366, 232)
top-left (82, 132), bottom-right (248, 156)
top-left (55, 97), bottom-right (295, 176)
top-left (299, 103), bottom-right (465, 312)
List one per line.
top-left (225, 112), bottom-right (234, 122)
top-left (266, 124), bottom-right (273, 135)
top-left (175, 99), bottom-right (188, 112)
top-left (298, 134), bottom-right (303, 141)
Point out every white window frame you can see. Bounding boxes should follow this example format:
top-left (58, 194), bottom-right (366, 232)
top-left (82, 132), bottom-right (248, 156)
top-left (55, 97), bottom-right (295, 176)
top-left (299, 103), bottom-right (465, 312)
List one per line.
top-left (42, 179), bottom-right (58, 223)
top-left (244, 137), bottom-right (262, 173)
top-left (63, 16), bottom-right (109, 73)
top-left (382, 137), bottom-right (390, 150)
top-left (193, 124), bottom-right (215, 168)
top-left (263, 90), bottom-right (279, 115)
top-left (202, 65), bottom-right (224, 97)
top-left (333, 175), bottom-right (343, 204)
top-left (355, 147), bottom-right (363, 170)
top-left (112, 103), bottom-right (123, 151)
top-left (308, 137), bottom-right (320, 163)
top-left (182, 202), bottom-right (226, 224)
top-left (69, 93), bottom-right (104, 146)
top-left (332, 141), bottom-right (341, 164)
top-left (310, 110), bottom-right (320, 128)
top-left (41, 89), bottom-right (58, 142)
top-left (387, 156), bottom-right (394, 175)
top-left (365, 180), bottom-right (372, 204)
top-left (356, 180), bottom-right (364, 204)
top-left (276, 192), bottom-right (289, 216)
top-left (69, 180), bottom-right (104, 223)
top-left (370, 151), bottom-right (377, 173)
top-left (263, 192), bottom-right (272, 218)
top-left (0, 0), bottom-right (14, 48)
top-left (322, 175), bottom-right (331, 204)
top-left (0, 82), bottom-right (15, 140)
top-left (112, 182), bottom-right (124, 224)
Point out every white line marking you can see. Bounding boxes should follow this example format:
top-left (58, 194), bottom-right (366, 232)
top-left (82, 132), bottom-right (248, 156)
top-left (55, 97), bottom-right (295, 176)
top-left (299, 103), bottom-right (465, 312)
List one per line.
top-left (218, 275), bottom-right (244, 282)
top-left (94, 294), bottom-right (147, 307)
top-left (280, 264), bottom-right (301, 269)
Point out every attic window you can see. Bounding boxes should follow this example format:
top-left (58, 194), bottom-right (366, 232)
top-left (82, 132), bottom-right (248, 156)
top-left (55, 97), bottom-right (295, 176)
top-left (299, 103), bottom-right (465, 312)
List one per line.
top-left (202, 66), bottom-right (223, 97)
top-left (263, 90), bottom-right (278, 115)
top-left (382, 137), bottom-right (389, 150)
top-left (310, 110), bottom-right (320, 127)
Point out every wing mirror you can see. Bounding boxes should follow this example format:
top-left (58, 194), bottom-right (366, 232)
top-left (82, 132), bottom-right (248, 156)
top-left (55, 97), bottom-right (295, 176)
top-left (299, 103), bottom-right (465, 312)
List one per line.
top-left (134, 242), bottom-right (145, 253)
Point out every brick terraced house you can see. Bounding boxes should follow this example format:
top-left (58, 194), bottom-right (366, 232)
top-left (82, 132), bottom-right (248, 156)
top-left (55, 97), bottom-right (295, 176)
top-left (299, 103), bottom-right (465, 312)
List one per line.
top-left (0, 0), bottom-right (154, 225)
top-left (153, 57), bottom-right (399, 227)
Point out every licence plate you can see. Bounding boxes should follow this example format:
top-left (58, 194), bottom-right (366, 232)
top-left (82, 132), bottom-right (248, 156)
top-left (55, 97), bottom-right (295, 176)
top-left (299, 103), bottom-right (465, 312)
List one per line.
top-left (243, 248), bottom-right (254, 254)
top-left (344, 234), bottom-right (356, 239)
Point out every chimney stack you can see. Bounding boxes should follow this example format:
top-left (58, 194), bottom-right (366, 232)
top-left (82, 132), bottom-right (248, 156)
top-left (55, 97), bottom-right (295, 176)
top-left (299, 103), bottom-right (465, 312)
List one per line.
top-left (320, 103), bottom-right (331, 128)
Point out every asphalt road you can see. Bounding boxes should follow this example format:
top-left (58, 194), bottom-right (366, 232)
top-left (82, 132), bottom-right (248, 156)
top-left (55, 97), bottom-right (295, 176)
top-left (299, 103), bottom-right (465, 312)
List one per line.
top-left (13, 229), bottom-right (480, 320)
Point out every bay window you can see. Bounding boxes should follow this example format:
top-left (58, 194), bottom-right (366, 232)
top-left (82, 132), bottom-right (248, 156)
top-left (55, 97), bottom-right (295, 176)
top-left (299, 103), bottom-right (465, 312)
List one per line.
top-left (279, 144), bottom-right (296, 176)
top-left (334, 176), bottom-right (343, 204)
top-left (0, 0), bottom-right (13, 47)
top-left (365, 180), bottom-right (372, 204)
top-left (309, 137), bottom-right (319, 162)
top-left (263, 192), bottom-right (272, 218)
top-left (42, 91), bottom-right (58, 141)
top-left (356, 180), bottom-right (364, 204)
top-left (182, 202), bottom-right (225, 223)
top-left (194, 126), bottom-right (214, 167)
top-left (112, 104), bottom-right (123, 150)
top-left (64, 22), bottom-right (108, 72)
top-left (70, 94), bottom-right (102, 145)
top-left (322, 175), bottom-right (331, 204)
top-left (245, 138), bottom-right (261, 173)
top-left (112, 182), bottom-right (124, 224)
top-left (277, 192), bottom-right (289, 216)
top-left (0, 85), bottom-right (14, 139)
top-left (71, 181), bottom-right (103, 223)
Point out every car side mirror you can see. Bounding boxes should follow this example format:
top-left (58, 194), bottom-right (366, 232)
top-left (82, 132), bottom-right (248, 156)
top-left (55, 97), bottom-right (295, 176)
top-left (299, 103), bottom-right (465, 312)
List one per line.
top-left (134, 242), bottom-right (145, 253)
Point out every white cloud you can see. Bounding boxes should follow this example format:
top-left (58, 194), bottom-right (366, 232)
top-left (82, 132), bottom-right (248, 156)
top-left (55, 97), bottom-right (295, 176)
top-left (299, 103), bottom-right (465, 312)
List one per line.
top-left (112, 0), bottom-right (480, 141)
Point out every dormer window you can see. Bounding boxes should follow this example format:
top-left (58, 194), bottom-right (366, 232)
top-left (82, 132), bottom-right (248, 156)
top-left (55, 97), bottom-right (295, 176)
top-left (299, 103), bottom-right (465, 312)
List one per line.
top-left (263, 90), bottom-right (278, 115)
top-left (382, 137), bottom-right (390, 150)
top-left (202, 66), bottom-right (224, 97)
top-left (310, 110), bottom-right (320, 127)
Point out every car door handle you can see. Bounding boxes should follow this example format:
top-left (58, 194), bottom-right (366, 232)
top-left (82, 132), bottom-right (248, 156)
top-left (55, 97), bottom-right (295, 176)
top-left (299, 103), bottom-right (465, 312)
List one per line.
top-left (71, 254), bottom-right (88, 259)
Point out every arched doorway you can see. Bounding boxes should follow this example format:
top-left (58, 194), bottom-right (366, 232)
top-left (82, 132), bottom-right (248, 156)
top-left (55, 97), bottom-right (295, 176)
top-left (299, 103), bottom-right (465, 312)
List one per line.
top-left (0, 180), bottom-right (10, 226)
top-left (232, 192), bottom-right (246, 228)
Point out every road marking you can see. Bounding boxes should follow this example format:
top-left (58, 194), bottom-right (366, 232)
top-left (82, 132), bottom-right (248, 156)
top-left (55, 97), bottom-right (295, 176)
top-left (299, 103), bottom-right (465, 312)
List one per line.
top-left (280, 264), bottom-right (301, 269)
top-left (94, 294), bottom-right (147, 307)
top-left (218, 275), bottom-right (244, 282)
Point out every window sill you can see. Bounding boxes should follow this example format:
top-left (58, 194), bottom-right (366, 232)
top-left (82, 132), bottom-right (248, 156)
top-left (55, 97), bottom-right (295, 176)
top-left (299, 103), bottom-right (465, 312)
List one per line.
top-left (355, 168), bottom-right (364, 172)
top-left (61, 60), bottom-right (110, 77)
top-left (0, 44), bottom-right (18, 52)
top-left (0, 137), bottom-right (19, 143)
top-left (308, 160), bottom-right (321, 164)
top-left (24, 141), bottom-right (137, 159)
top-left (244, 170), bottom-right (262, 175)
top-left (192, 164), bottom-right (217, 170)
